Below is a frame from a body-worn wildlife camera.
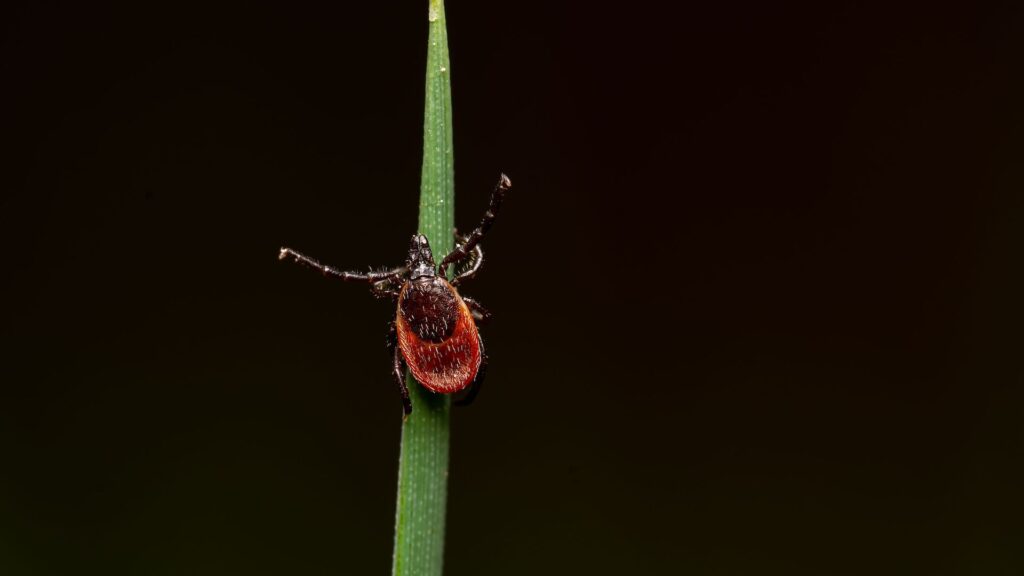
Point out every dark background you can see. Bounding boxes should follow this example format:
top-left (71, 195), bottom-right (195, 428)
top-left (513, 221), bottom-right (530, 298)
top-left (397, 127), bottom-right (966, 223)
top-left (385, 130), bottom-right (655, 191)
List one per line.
top-left (2, 2), bottom-right (1022, 574)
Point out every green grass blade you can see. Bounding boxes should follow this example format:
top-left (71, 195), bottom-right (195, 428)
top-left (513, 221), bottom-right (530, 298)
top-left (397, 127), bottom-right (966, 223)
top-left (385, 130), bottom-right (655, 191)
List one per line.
top-left (391, 1), bottom-right (454, 575)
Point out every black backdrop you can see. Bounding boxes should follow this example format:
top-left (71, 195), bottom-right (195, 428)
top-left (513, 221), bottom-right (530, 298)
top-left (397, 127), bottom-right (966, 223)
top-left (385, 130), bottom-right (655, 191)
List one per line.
top-left (2, 2), bottom-right (1022, 574)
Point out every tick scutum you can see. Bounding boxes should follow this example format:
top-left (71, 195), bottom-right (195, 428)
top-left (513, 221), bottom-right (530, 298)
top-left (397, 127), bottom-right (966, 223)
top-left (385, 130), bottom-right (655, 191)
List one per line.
top-left (399, 277), bottom-right (460, 343)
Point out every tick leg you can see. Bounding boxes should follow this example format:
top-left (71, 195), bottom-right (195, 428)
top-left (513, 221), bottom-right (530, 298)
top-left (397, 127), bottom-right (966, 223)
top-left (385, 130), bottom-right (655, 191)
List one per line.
top-left (393, 348), bottom-right (412, 418)
top-left (451, 242), bottom-right (484, 286)
top-left (454, 335), bottom-right (487, 408)
top-left (371, 279), bottom-right (401, 300)
top-left (279, 247), bottom-right (407, 283)
top-left (387, 322), bottom-right (413, 417)
top-left (439, 173), bottom-right (511, 278)
top-left (450, 229), bottom-right (483, 286)
top-left (461, 296), bottom-right (492, 324)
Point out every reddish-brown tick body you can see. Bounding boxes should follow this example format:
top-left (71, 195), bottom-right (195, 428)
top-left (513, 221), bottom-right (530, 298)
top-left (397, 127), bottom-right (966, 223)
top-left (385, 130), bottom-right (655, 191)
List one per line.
top-left (278, 173), bottom-right (510, 416)
top-left (395, 276), bottom-right (482, 394)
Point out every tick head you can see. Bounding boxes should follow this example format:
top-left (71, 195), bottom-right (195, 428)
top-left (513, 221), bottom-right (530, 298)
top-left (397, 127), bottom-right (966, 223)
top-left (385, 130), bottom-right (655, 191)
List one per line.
top-left (407, 234), bottom-right (436, 279)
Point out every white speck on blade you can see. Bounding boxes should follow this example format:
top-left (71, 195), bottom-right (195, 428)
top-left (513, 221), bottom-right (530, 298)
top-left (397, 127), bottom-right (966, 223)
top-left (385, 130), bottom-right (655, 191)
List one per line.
top-left (428, 4), bottom-right (439, 22)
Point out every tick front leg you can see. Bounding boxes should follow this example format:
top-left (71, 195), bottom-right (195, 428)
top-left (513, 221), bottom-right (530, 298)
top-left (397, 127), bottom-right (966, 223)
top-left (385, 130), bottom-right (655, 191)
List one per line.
top-left (279, 247), bottom-right (406, 283)
top-left (387, 322), bottom-right (413, 417)
top-left (439, 173), bottom-right (511, 278)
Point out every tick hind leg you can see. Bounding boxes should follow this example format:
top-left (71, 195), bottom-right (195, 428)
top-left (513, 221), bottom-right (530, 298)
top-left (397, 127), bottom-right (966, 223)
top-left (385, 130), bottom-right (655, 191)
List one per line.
top-left (387, 322), bottom-right (413, 417)
top-left (454, 336), bottom-right (487, 408)
top-left (439, 173), bottom-right (511, 279)
top-left (461, 296), bottom-right (492, 324)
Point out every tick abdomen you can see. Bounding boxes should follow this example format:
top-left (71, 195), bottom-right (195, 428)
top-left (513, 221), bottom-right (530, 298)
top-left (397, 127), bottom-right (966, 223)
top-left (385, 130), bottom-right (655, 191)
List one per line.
top-left (396, 277), bottom-right (482, 394)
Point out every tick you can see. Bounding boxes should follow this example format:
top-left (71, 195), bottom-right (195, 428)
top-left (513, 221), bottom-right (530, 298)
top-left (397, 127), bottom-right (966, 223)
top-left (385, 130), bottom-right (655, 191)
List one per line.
top-left (279, 174), bottom-right (512, 417)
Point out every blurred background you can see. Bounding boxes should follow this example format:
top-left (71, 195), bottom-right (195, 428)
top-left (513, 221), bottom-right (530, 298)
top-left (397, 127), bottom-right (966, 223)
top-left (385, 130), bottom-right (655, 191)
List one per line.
top-left (2, 1), bottom-right (1022, 574)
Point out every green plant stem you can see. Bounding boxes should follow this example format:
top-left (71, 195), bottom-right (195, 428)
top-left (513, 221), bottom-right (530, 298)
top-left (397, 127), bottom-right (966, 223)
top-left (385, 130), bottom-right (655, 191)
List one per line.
top-left (391, 1), bottom-right (454, 575)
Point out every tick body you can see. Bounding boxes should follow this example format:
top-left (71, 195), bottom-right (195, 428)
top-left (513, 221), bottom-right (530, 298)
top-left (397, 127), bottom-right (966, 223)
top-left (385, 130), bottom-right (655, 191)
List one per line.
top-left (396, 276), bottom-right (481, 394)
top-left (279, 174), bottom-right (511, 417)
